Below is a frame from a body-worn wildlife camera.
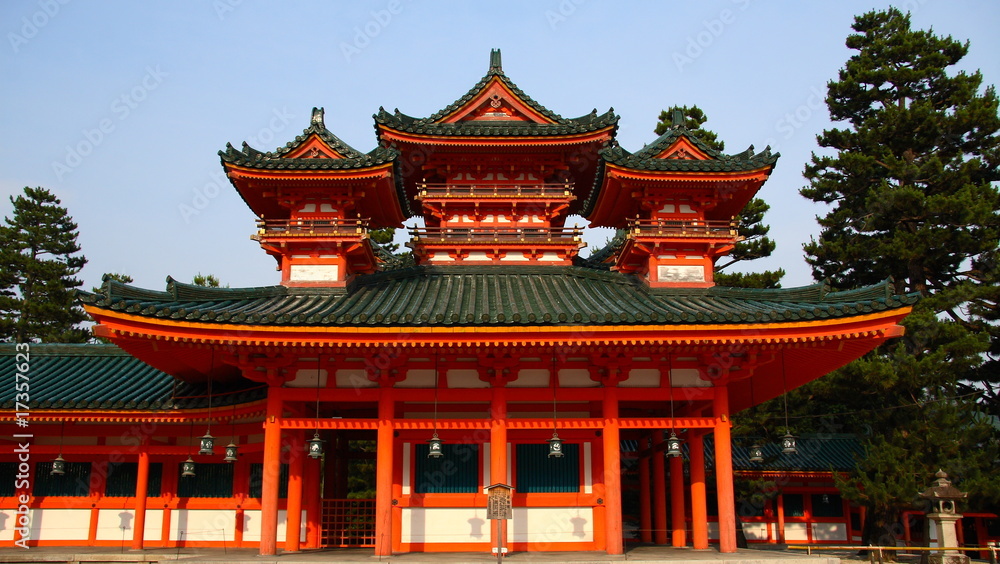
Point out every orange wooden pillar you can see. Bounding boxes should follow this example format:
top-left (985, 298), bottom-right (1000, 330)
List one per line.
top-left (713, 386), bottom-right (737, 553)
top-left (603, 386), bottom-right (623, 555)
top-left (776, 494), bottom-right (786, 543)
top-left (259, 387), bottom-right (284, 556)
top-left (652, 431), bottom-right (667, 545)
top-left (689, 430), bottom-right (709, 550)
top-left (131, 449), bottom-right (150, 550)
top-left (285, 432), bottom-right (304, 552)
top-left (638, 442), bottom-right (652, 543)
top-left (374, 385), bottom-right (395, 556)
top-left (490, 384), bottom-right (508, 549)
top-left (670, 449), bottom-right (686, 547)
top-left (304, 453), bottom-right (321, 549)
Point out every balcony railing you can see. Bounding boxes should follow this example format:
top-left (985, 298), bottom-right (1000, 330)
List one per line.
top-left (410, 226), bottom-right (583, 244)
top-left (417, 183), bottom-right (575, 200)
top-left (252, 218), bottom-right (369, 240)
top-left (628, 218), bottom-right (740, 240)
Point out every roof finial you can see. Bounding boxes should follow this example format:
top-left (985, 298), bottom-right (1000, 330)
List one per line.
top-left (489, 48), bottom-right (502, 73)
top-left (671, 108), bottom-right (685, 128)
top-left (311, 107), bottom-right (325, 127)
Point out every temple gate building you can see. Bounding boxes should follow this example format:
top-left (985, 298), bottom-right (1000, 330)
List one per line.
top-left (1, 50), bottom-right (917, 556)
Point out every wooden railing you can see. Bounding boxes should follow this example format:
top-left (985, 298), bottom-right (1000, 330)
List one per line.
top-left (417, 183), bottom-right (574, 199)
top-left (628, 218), bottom-right (739, 239)
top-left (322, 498), bottom-right (375, 547)
top-left (410, 226), bottom-right (583, 244)
top-left (252, 218), bottom-right (368, 240)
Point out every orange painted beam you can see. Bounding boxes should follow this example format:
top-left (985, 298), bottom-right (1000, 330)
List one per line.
top-left (279, 416), bottom-right (718, 431)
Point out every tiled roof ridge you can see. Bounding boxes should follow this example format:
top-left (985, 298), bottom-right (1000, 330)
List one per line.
top-left (348, 263), bottom-right (642, 291)
top-left (0, 343), bottom-right (129, 356)
top-left (219, 107), bottom-right (400, 170)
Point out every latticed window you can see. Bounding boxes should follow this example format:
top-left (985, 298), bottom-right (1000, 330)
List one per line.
top-left (176, 463), bottom-right (233, 498)
top-left (0, 463), bottom-right (16, 496)
top-left (413, 443), bottom-right (479, 493)
top-left (249, 463), bottom-right (288, 498)
top-left (33, 462), bottom-right (91, 496)
top-left (515, 443), bottom-right (579, 493)
top-left (104, 462), bottom-right (162, 497)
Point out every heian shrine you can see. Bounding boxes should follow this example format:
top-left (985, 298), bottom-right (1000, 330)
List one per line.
top-left (1, 50), bottom-right (918, 556)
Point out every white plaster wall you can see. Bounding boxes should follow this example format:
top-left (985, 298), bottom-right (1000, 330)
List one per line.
top-left (784, 522), bottom-right (810, 541)
top-left (241, 510), bottom-right (305, 543)
top-left (96, 508), bottom-right (163, 541)
top-left (742, 521), bottom-right (771, 541)
top-left (812, 522), bottom-right (847, 541)
top-left (401, 507), bottom-right (489, 544)
top-left (170, 509), bottom-right (234, 543)
top-left (29, 508), bottom-right (90, 541)
top-left (621, 368), bottom-right (659, 387)
top-left (289, 264), bottom-right (338, 282)
top-left (510, 507), bottom-right (593, 544)
top-left (336, 368), bottom-right (375, 388)
top-left (0, 509), bottom-right (15, 540)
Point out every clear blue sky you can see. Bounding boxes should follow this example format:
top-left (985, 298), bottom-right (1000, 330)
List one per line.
top-left (2, 1), bottom-right (998, 291)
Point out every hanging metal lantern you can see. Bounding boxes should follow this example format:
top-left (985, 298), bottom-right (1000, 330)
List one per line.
top-left (223, 442), bottom-right (239, 463)
top-left (50, 454), bottom-right (66, 476)
top-left (749, 443), bottom-right (764, 463)
top-left (666, 431), bottom-right (683, 458)
top-left (181, 457), bottom-right (196, 478)
top-left (307, 432), bottom-right (324, 459)
top-left (548, 432), bottom-right (564, 458)
top-left (427, 432), bottom-right (443, 458)
top-left (781, 433), bottom-right (798, 455)
top-left (199, 432), bottom-right (215, 456)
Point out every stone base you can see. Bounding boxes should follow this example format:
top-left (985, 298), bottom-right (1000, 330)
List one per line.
top-left (927, 554), bottom-right (970, 564)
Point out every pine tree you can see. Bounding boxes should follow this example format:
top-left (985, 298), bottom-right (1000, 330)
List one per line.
top-left (799, 8), bottom-right (1000, 545)
top-left (0, 187), bottom-right (89, 342)
top-left (655, 105), bottom-right (784, 288)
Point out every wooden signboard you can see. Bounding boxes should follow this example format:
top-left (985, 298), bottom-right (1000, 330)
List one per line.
top-left (486, 485), bottom-right (513, 520)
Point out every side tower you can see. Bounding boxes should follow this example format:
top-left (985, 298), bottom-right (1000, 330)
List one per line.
top-left (375, 49), bottom-right (618, 265)
top-left (220, 108), bottom-right (408, 286)
top-left (584, 110), bottom-right (778, 287)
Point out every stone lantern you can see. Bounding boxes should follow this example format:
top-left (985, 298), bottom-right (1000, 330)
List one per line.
top-left (918, 470), bottom-right (969, 564)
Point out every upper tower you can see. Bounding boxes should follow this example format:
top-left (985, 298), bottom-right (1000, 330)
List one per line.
top-left (374, 49), bottom-right (619, 265)
top-left (220, 108), bottom-right (409, 287)
top-left (583, 110), bottom-right (779, 288)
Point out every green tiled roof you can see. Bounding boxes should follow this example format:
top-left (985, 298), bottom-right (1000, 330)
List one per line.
top-left (374, 49), bottom-right (619, 138)
top-left (723, 435), bottom-right (863, 472)
top-left (0, 344), bottom-right (265, 410)
top-left (79, 267), bottom-right (917, 327)
top-left (220, 107), bottom-right (399, 171)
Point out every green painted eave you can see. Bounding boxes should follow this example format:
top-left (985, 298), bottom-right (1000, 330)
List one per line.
top-left (80, 267), bottom-right (918, 328)
top-left (0, 344), bottom-right (265, 410)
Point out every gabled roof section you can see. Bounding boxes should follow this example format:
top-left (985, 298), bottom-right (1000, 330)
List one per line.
top-left (374, 49), bottom-right (619, 138)
top-left (80, 269), bottom-right (917, 328)
top-left (0, 344), bottom-right (265, 410)
top-left (220, 107), bottom-right (399, 171)
top-left (598, 127), bottom-right (779, 174)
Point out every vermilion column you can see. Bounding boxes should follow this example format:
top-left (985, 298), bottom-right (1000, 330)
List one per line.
top-left (285, 432), bottom-right (304, 551)
top-left (670, 450), bottom-right (686, 547)
top-left (304, 453), bottom-right (321, 548)
top-left (713, 386), bottom-right (737, 553)
top-left (490, 384), bottom-right (508, 550)
top-left (131, 449), bottom-right (149, 550)
top-left (259, 388), bottom-right (284, 556)
top-left (638, 448), bottom-right (652, 543)
top-left (652, 432), bottom-right (667, 545)
top-left (603, 386), bottom-right (623, 555)
top-left (776, 494), bottom-right (786, 543)
top-left (374, 386), bottom-right (395, 556)
top-left (689, 431), bottom-right (708, 549)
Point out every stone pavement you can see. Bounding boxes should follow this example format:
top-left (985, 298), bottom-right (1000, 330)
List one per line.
top-left (0, 545), bottom-right (848, 564)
